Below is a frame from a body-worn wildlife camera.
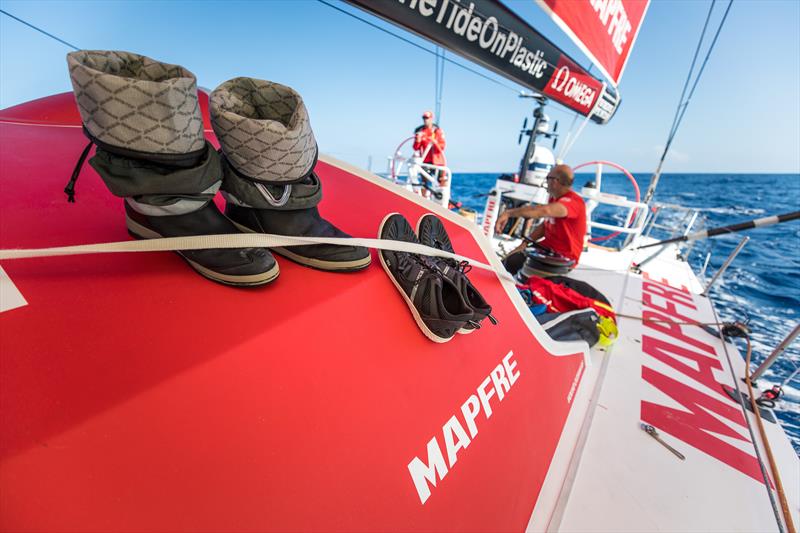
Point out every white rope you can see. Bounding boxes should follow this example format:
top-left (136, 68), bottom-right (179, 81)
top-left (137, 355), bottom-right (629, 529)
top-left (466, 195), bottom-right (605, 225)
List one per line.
top-left (0, 233), bottom-right (515, 281)
top-left (557, 111), bottom-right (592, 161)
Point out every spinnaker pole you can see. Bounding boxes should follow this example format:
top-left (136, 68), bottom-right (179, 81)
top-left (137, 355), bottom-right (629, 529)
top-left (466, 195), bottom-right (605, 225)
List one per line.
top-left (635, 211), bottom-right (800, 250)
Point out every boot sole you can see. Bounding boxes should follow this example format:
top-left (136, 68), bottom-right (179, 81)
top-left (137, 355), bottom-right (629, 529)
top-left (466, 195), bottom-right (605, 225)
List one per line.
top-left (415, 213), bottom-right (475, 335)
top-left (125, 216), bottom-right (280, 287)
top-left (229, 220), bottom-right (372, 272)
top-left (379, 213), bottom-right (454, 344)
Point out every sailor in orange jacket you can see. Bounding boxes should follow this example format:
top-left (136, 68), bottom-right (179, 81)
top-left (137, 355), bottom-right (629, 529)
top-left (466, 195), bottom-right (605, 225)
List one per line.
top-left (413, 111), bottom-right (447, 184)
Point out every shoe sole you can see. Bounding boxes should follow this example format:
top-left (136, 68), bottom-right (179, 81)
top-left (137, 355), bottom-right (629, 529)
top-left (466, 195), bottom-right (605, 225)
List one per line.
top-left (229, 220), bottom-right (372, 272)
top-left (125, 216), bottom-right (280, 287)
top-left (379, 212), bottom-right (454, 344)
top-left (415, 213), bottom-right (474, 335)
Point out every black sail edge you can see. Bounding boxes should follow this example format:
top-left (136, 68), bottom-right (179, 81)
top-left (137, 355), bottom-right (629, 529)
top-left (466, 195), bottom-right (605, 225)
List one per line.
top-left (345, 0), bottom-right (620, 124)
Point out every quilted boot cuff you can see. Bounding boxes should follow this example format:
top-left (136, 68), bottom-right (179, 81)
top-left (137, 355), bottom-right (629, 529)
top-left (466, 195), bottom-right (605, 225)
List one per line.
top-left (210, 77), bottom-right (317, 183)
top-left (67, 50), bottom-right (205, 155)
top-left (221, 156), bottom-right (322, 211)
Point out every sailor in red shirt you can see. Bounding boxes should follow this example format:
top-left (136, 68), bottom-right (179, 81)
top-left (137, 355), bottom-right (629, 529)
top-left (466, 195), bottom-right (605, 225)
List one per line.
top-left (495, 164), bottom-right (587, 268)
top-left (413, 110), bottom-right (447, 184)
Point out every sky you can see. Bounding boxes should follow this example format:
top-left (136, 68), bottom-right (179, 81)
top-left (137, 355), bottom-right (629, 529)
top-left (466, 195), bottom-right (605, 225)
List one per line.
top-left (1, 0), bottom-right (798, 174)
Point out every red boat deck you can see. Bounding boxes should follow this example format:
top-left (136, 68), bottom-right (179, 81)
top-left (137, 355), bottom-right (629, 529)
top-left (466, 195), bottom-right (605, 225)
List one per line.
top-left (0, 94), bottom-right (586, 531)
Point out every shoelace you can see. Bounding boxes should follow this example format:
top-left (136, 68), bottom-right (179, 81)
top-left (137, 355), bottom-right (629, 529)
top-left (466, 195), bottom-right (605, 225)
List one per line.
top-left (410, 254), bottom-right (496, 331)
top-left (431, 240), bottom-right (497, 327)
top-left (64, 140), bottom-right (94, 203)
top-left (396, 250), bottom-right (440, 281)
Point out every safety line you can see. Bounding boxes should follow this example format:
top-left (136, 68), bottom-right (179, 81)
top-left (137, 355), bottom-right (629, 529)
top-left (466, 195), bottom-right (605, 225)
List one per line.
top-left (0, 232), bottom-right (516, 282)
top-left (316, 0), bottom-right (526, 96)
top-left (710, 305), bottom-right (785, 533)
top-left (744, 335), bottom-right (797, 533)
top-left (0, 9), bottom-right (79, 50)
top-left (644, 0), bottom-right (734, 204)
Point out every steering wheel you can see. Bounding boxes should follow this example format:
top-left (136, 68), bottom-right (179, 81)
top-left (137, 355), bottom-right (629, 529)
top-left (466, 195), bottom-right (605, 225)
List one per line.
top-left (390, 136), bottom-right (447, 182)
top-left (572, 160), bottom-right (641, 243)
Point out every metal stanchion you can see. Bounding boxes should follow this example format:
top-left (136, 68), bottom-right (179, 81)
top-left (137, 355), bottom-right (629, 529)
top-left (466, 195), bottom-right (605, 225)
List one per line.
top-left (701, 236), bottom-right (748, 297)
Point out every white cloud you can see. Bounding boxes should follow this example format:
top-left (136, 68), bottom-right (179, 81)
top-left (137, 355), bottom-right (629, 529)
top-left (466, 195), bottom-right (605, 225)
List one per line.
top-left (654, 145), bottom-right (690, 163)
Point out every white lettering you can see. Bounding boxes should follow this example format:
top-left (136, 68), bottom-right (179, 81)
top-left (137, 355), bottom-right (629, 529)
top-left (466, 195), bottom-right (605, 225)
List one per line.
top-left (479, 16), bottom-right (498, 48)
top-left (466, 15), bottom-right (482, 41)
top-left (551, 65), bottom-right (569, 92)
top-left (567, 361), bottom-right (585, 403)
top-left (512, 46), bottom-right (527, 67)
top-left (527, 50), bottom-right (546, 78)
top-left (408, 436), bottom-right (448, 505)
top-left (591, 0), bottom-right (632, 55)
top-left (565, 76), bottom-right (577, 97)
top-left (478, 376), bottom-right (496, 418)
top-left (435, 0), bottom-right (449, 23)
top-left (418, 0), bottom-right (436, 17)
top-left (490, 364), bottom-right (511, 401)
top-left (398, 0), bottom-right (551, 83)
top-left (452, 2), bottom-right (474, 36)
top-left (549, 65), bottom-right (597, 109)
top-left (503, 351), bottom-right (520, 386)
top-left (501, 32), bottom-right (518, 59)
top-left (443, 415), bottom-right (471, 467)
top-left (408, 351), bottom-right (522, 504)
top-left (460, 395), bottom-right (481, 438)
top-left (446, 0), bottom-right (458, 28)
top-left (491, 31), bottom-right (507, 55)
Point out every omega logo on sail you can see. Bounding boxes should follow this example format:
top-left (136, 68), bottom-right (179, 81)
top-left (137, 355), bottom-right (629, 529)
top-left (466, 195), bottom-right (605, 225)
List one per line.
top-left (549, 65), bottom-right (597, 109)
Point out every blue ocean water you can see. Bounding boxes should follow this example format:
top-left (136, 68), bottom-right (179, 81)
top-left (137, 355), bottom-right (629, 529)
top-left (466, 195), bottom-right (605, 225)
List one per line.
top-left (450, 172), bottom-right (800, 454)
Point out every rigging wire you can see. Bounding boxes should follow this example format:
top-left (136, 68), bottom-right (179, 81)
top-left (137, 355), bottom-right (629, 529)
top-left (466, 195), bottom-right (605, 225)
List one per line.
top-left (556, 64), bottom-right (593, 161)
top-left (663, 3), bottom-right (715, 148)
top-left (316, 0), bottom-right (525, 96)
top-left (644, 0), bottom-right (734, 203)
top-left (434, 46), bottom-right (445, 123)
top-left (1, 0), bottom-right (524, 99)
top-left (743, 333), bottom-right (797, 533)
top-left (710, 308), bottom-right (787, 533)
top-left (0, 2), bottom-right (584, 118)
top-left (1, 2), bottom-right (575, 124)
top-left (0, 9), bottom-right (79, 51)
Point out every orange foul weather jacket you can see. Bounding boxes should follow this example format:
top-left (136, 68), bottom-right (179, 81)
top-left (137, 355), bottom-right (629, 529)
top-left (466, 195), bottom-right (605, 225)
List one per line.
top-left (413, 125), bottom-right (446, 166)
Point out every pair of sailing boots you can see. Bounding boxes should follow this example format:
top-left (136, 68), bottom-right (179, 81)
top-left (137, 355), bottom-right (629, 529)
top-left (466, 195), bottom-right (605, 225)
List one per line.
top-left (67, 51), bottom-right (369, 287)
top-left (379, 213), bottom-right (496, 343)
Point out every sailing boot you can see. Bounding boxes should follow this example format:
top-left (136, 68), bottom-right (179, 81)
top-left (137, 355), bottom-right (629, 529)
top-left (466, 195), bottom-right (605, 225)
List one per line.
top-left (209, 77), bottom-right (371, 272)
top-left (66, 50), bottom-right (277, 286)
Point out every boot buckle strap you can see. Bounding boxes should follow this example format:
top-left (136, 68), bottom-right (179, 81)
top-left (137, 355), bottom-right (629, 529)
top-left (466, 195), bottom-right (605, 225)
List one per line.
top-left (255, 183), bottom-right (292, 207)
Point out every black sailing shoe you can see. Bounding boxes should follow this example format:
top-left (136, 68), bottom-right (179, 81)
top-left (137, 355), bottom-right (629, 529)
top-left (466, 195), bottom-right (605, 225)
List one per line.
top-left (378, 213), bottom-right (474, 343)
top-left (125, 201), bottom-right (279, 287)
top-left (416, 213), bottom-right (496, 334)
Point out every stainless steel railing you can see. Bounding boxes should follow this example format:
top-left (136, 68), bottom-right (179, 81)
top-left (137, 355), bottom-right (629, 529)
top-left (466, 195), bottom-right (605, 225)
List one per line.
top-left (751, 323), bottom-right (800, 382)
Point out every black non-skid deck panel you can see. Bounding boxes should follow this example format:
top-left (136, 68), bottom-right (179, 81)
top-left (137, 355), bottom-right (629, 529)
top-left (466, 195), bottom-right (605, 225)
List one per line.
top-left (722, 385), bottom-right (777, 423)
